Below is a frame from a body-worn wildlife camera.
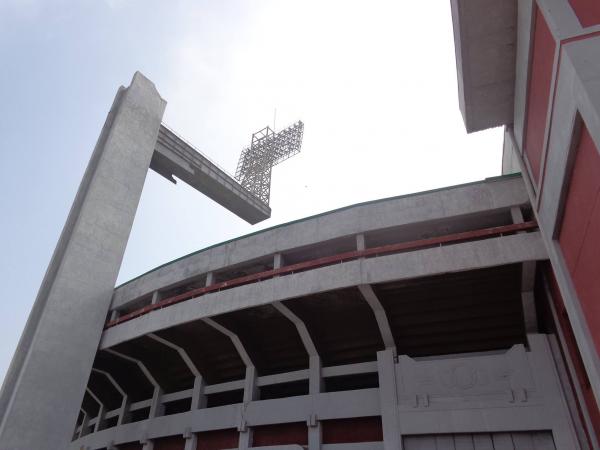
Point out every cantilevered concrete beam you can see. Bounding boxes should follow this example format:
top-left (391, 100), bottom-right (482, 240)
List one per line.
top-left (202, 318), bottom-right (257, 450)
top-left (358, 284), bottom-right (397, 355)
top-left (104, 349), bottom-right (163, 419)
top-left (92, 368), bottom-right (130, 426)
top-left (272, 301), bottom-right (322, 450)
top-left (85, 388), bottom-right (106, 433)
top-left (151, 125), bottom-right (270, 224)
top-left (147, 333), bottom-right (206, 409)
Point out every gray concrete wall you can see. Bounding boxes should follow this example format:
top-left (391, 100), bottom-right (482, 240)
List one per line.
top-left (72, 335), bottom-right (581, 450)
top-left (102, 230), bottom-right (546, 349)
top-left (112, 176), bottom-right (530, 311)
top-left (0, 72), bottom-right (166, 450)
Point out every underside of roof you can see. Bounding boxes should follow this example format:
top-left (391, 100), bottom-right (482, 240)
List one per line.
top-left (450, 0), bottom-right (518, 133)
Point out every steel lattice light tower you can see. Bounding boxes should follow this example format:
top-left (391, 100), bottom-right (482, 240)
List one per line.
top-left (235, 121), bottom-right (304, 204)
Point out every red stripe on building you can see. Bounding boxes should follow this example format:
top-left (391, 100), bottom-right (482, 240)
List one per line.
top-left (524, 7), bottom-right (556, 185)
top-left (196, 429), bottom-right (239, 450)
top-left (547, 266), bottom-right (600, 442)
top-left (322, 416), bottom-right (383, 444)
top-left (252, 422), bottom-right (308, 446)
top-left (559, 122), bottom-right (600, 355)
top-left (569, 0), bottom-right (600, 27)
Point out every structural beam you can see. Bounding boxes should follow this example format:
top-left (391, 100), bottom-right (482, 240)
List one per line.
top-left (151, 125), bottom-right (270, 224)
top-left (104, 349), bottom-right (163, 419)
top-left (358, 284), bottom-right (397, 355)
top-left (91, 368), bottom-right (129, 426)
top-left (202, 318), bottom-right (256, 450)
top-left (148, 333), bottom-right (206, 409)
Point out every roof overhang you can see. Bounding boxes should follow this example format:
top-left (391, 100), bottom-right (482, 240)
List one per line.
top-left (450, 0), bottom-right (518, 133)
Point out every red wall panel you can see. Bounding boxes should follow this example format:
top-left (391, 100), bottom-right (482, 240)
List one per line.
top-left (252, 422), bottom-right (308, 446)
top-left (569, 0), bottom-right (600, 27)
top-left (524, 8), bottom-right (556, 184)
top-left (153, 436), bottom-right (186, 450)
top-left (559, 123), bottom-right (600, 355)
top-left (547, 267), bottom-right (600, 442)
top-left (322, 417), bottom-right (383, 444)
top-left (196, 429), bottom-right (238, 450)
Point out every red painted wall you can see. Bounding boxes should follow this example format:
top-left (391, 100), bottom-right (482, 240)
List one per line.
top-left (524, 7), bottom-right (556, 185)
top-left (322, 417), bottom-right (383, 444)
top-left (196, 429), bottom-right (239, 450)
top-left (153, 436), bottom-right (186, 450)
top-left (569, 0), bottom-right (600, 27)
top-left (559, 123), bottom-right (600, 353)
top-left (547, 267), bottom-right (600, 442)
top-left (252, 422), bottom-right (308, 446)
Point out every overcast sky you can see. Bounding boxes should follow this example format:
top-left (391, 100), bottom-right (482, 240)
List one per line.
top-left (0, 0), bottom-right (503, 385)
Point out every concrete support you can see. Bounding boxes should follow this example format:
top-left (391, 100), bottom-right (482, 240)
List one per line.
top-left (85, 388), bottom-right (106, 433)
top-left (105, 349), bottom-right (164, 418)
top-left (147, 333), bottom-right (206, 409)
top-left (78, 410), bottom-right (89, 439)
top-left (141, 436), bottom-right (154, 450)
top-left (511, 205), bottom-right (538, 334)
top-left (202, 318), bottom-right (257, 450)
top-left (377, 349), bottom-right (402, 450)
top-left (239, 366), bottom-right (258, 450)
top-left (0, 72), bottom-right (166, 450)
top-left (274, 253), bottom-right (285, 270)
top-left (151, 290), bottom-right (162, 305)
top-left (356, 233), bottom-right (366, 251)
top-left (358, 285), bottom-right (396, 355)
top-left (94, 368), bottom-right (130, 426)
top-left (205, 271), bottom-right (214, 287)
top-left (521, 262), bottom-right (538, 333)
top-left (272, 300), bottom-right (322, 449)
top-left (183, 428), bottom-right (197, 450)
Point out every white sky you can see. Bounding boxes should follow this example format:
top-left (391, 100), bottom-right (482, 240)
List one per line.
top-left (0, 0), bottom-right (503, 385)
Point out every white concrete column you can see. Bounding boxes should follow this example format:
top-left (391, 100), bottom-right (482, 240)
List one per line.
top-left (141, 436), bottom-right (154, 450)
top-left (0, 72), bottom-right (166, 450)
top-left (239, 366), bottom-right (258, 450)
top-left (356, 233), bottom-right (366, 251)
top-left (151, 290), bottom-right (162, 305)
top-left (308, 355), bottom-right (322, 450)
top-left (377, 349), bottom-right (402, 450)
top-left (205, 272), bottom-right (214, 287)
top-left (183, 428), bottom-right (198, 450)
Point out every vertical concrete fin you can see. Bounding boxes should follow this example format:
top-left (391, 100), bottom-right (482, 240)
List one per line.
top-left (0, 72), bottom-right (166, 450)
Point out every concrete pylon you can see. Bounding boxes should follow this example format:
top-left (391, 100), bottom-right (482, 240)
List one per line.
top-left (0, 72), bottom-right (166, 450)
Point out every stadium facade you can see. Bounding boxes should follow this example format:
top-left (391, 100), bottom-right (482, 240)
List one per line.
top-left (1, 1), bottom-right (600, 449)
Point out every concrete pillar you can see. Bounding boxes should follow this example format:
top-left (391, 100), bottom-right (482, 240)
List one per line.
top-left (192, 375), bottom-right (207, 410)
top-left (183, 428), bottom-right (198, 450)
top-left (308, 355), bottom-right (322, 450)
top-left (117, 395), bottom-right (131, 426)
top-left (0, 72), bottom-right (166, 450)
top-left (205, 271), bottom-right (214, 287)
top-left (239, 366), bottom-right (258, 450)
top-left (377, 349), bottom-right (403, 450)
top-left (356, 233), bottom-right (366, 251)
top-left (151, 290), bottom-right (162, 305)
top-left (274, 252), bottom-right (285, 269)
top-left (141, 437), bottom-right (154, 450)
top-left (79, 410), bottom-right (90, 438)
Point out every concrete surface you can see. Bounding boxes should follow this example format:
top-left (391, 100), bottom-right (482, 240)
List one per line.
top-left (0, 72), bottom-right (166, 450)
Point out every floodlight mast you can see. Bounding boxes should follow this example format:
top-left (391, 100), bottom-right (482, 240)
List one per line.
top-left (235, 121), bottom-right (304, 204)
